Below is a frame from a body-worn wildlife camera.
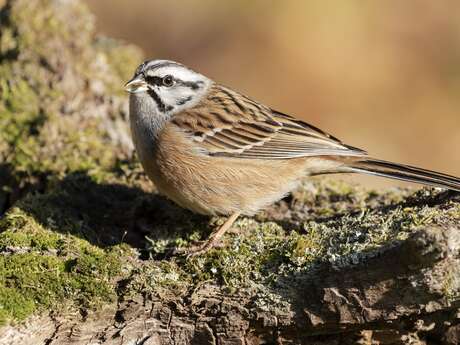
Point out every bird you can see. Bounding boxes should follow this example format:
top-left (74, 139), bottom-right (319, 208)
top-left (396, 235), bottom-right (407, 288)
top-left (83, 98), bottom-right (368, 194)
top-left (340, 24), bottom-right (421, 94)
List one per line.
top-left (125, 59), bottom-right (460, 256)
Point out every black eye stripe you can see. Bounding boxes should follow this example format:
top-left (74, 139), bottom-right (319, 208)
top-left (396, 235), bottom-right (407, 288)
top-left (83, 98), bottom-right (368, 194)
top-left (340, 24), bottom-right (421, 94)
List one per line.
top-left (144, 75), bottom-right (175, 87)
top-left (144, 75), bottom-right (162, 86)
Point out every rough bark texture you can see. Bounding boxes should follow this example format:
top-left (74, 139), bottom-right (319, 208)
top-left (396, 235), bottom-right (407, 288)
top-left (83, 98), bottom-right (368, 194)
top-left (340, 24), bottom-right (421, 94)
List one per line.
top-left (0, 1), bottom-right (460, 344)
top-left (1, 226), bottom-right (460, 345)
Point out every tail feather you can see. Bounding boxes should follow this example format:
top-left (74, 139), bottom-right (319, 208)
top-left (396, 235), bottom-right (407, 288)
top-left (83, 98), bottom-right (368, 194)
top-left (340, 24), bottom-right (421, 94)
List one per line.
top-left (346, 158), bottom-right (460, 192)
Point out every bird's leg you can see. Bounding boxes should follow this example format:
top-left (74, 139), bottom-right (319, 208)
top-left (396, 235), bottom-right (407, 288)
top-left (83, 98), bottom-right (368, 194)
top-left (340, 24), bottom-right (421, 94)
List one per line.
top-left (178, 212), bottom-right (241, 257)
top-left (200, 212), bottom-right (241, 251)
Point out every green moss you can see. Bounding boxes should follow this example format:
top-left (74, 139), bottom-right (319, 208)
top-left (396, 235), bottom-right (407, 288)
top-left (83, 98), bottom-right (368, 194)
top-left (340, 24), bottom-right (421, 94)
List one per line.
top-left (142, 184), bottom-right (460, 291)
top-left (0, 232), bottom-right (129, 325)
top-left (123, 183), bottom-right (460, 299)
top-left (283, 227), bottom-right (324, 266)
top-left (131, 261), bottom-right (192, 299)
top-left (0, 208), bottom-right (63, 251)
top-left (0, 182), bottom-right (135, 325)
top-left (0, 67), bottom-right (119, 181)
top-left (0, 0), bottom-right (142, 196)
top-left (0, 249), bottom-right (123, 325)
top-left (0, 287), bottom-right (35, 325)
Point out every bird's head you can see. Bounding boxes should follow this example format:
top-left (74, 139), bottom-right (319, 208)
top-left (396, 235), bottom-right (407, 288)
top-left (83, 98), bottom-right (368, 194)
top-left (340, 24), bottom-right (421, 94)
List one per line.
top-left (125, 59), bottom-right (212, 115)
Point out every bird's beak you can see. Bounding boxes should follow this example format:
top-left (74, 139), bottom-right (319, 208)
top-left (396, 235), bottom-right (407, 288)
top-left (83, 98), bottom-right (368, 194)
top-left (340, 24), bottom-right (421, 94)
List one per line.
top-left (125, 76), bottom-right (148, 93)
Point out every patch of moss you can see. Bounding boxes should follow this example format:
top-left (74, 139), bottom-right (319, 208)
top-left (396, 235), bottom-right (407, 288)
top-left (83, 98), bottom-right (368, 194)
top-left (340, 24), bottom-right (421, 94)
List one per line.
top-left (0, 176), bottom-right (137, 325)
top-left (184, 221), bottom-right (285, 286)
top-left (0, 225), bottom-right (130, 326)
top-left (0, 208), bottom-right (63, 252)
top-left (291, 178), bottom-right (411, 218)
top-left (0, 248), bottom-right (124, 325)
top-left (113, 183), bottom-right (458, 302)
top-left (0, 0), bottom-right (142, 202)
top-left (138, 183), bottom-right (460, 293)
top-left (283, 226), bottom-right (324, 267)
top-left (0, 287), bottom-right (35, 325)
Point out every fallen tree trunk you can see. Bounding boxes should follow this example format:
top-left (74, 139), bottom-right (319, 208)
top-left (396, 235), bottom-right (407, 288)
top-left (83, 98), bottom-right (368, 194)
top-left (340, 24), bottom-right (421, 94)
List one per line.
top-left (1, 226), bottom-right (459, 344)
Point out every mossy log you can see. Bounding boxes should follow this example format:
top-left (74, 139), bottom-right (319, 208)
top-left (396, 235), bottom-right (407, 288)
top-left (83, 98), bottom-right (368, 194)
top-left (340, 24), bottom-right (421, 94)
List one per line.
top-left (0, 1), bottom-right (459, 344)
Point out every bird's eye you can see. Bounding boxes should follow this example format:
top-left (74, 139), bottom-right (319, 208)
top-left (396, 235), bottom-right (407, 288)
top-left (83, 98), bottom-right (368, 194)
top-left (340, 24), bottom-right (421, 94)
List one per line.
top-left (162, 75), bottom-right (174, 87)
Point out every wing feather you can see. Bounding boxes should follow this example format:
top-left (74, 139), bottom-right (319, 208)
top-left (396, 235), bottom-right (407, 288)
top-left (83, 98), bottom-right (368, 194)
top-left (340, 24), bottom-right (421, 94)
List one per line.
top-left (171, 85), bottom-right (367, 159)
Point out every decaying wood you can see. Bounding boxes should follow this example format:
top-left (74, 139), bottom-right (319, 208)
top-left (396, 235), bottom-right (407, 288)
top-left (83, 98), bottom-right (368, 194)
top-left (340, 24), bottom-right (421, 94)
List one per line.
top-left (1, 226), bottom-right (459, 345)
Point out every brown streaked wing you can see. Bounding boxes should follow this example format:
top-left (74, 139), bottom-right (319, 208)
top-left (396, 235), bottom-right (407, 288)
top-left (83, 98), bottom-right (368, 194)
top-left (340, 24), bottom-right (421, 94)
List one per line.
top-left (173, 85), bottom-right (367, 159)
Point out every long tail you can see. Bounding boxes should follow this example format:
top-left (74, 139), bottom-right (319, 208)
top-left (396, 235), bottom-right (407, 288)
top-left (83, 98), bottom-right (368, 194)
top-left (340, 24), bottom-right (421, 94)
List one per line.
top-left (345, 158), bottom-right (460, 192)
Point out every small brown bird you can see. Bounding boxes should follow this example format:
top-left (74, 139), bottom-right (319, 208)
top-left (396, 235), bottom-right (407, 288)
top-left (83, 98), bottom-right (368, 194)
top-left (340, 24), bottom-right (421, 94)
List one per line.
top-left (125, 59), bottom-right (460, 255)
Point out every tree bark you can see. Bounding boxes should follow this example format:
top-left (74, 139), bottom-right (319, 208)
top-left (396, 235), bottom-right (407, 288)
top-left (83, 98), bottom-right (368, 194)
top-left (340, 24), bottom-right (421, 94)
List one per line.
top-left (1, 226), bottom-right (459, 345)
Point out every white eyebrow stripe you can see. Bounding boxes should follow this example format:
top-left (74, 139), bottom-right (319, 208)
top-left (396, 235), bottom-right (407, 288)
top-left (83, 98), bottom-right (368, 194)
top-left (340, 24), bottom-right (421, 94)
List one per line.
top-left (149, 65), bottom-right (201, 83)
top-left (143, 60), bottom-right (183, 71)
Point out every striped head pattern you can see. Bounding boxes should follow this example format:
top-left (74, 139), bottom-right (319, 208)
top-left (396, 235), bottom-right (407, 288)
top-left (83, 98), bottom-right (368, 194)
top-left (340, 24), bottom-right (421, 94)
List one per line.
top-left (125, 60), bottom-right (212, 115)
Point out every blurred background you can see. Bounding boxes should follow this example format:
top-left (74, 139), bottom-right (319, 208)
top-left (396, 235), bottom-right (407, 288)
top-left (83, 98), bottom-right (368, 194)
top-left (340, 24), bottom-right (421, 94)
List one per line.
top-left (85, 0), bottom-right (460, 188)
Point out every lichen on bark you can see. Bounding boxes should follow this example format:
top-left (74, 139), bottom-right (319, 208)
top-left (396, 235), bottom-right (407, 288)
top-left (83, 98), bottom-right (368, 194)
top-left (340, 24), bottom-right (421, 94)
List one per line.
top-left (0, 0), bottom-right (459, 344)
